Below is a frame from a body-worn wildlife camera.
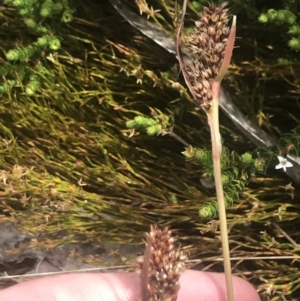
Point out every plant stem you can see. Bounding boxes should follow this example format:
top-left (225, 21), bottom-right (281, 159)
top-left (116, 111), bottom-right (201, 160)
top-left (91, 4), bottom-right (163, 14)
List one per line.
top-left (208, 81), bottom-right (234, 301)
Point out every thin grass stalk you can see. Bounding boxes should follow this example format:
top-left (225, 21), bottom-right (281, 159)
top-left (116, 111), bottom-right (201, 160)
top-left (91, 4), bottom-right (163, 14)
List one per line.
top-left (208, 80), bottom-right (234, 301)
top-left (208, 16), bottom-right (237, 301)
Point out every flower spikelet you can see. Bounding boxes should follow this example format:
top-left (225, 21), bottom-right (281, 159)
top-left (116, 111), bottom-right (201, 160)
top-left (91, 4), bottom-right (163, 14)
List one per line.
top-left (138, 225), bottom-right (187, 301)
top-left (184, 4), bottom-right (230, 108)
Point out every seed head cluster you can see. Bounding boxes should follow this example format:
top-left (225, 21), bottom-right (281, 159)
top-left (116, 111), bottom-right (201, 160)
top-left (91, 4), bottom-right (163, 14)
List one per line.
top-left (138, 225), bottom-right (186, 301)
top-left (184, 4), bottom-right (230, 108)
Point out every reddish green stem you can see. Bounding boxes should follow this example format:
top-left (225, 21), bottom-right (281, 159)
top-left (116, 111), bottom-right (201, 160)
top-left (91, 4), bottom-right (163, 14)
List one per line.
top-left (207, 16), bottom-right (237, 301)
top-left (208, 81), bottom-right (234, 301)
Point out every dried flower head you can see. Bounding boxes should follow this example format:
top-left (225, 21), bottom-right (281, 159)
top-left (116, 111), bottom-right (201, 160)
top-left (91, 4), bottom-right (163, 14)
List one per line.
top-left (177, 3), bottom-right (233, 110)
top-left (138, 225), bottom-right (187, 301)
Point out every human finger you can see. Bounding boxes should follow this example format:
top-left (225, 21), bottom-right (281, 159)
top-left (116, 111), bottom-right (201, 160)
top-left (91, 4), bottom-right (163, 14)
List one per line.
top-left (0, 270), bottom-right (261, 301)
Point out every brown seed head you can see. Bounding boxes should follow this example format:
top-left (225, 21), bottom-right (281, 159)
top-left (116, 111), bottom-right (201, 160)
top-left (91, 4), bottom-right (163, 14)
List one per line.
top-left (138, 225), bottom-right (187, 301)
top-left (183, 3), bottom-right (231, 108)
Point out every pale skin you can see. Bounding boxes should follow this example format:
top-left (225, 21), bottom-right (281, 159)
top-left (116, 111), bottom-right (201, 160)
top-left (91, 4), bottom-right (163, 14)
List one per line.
top-left (0, 270), bottom-right (261, 301)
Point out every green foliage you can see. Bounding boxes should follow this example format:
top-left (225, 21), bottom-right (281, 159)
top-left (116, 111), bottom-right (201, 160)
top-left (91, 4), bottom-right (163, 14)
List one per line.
top-left (183, 145), bottom-right (259, 219)
top-left (62, 8), bottom-right (74, 22)
top-left (182, 145), bottom-right (212, 167)
top-left (24, 18), bottom-right (48, 33)
top-left (191, 124), bottom-right (300, 219)
top-left (130, 114), bottom-right (300, 219)
top-left (40, 0), bottom-right (63, 17)
top-left (2, 0), bottom-right (75, 95)
top-left (191, 1), bottom-right (202, 12)
top-left (6, 46), bottom-right (36, 61)
top-left (258, 8), bottom-right (300, 51)
top-left (126, 111), bottom-right (173, 136)
top-left (26, 74), bottom-right (41, 96)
